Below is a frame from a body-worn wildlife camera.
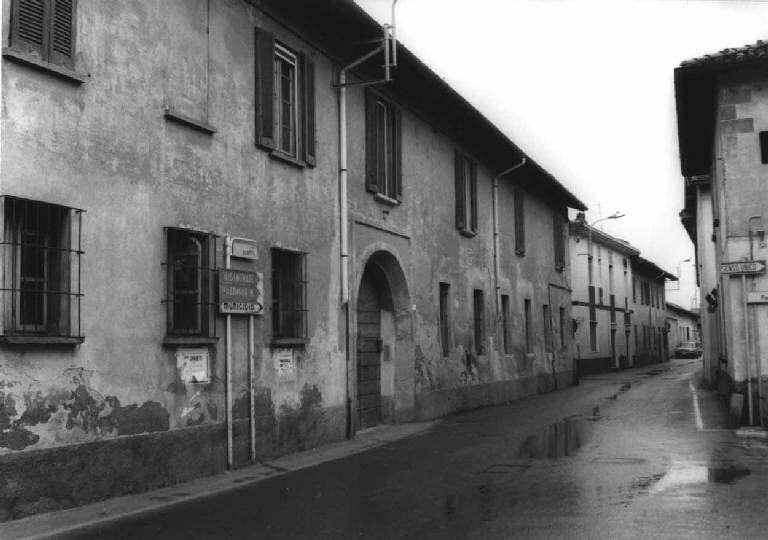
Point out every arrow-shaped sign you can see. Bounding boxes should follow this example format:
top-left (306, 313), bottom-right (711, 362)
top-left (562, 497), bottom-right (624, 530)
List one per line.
top-left (720, 260), bottom-right (766, 275)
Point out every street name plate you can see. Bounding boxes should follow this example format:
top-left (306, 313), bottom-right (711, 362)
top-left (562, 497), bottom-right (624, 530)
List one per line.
top-left (720, 260), bottom-right (766, 274)
top-left (219, 269), bottom-right (263, 315)
top-left (231, 238), bottom-right (258, 260)
top-left (747, 291), bottom-right (768, 304)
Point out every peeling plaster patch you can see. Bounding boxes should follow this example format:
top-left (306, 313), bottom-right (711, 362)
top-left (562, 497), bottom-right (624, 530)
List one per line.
top-left (0, 428), bottom-right (39, 450)
top-left (0, 393), bottom-right (18, 430)
top-left (278, 384), bottom-right (324, 451)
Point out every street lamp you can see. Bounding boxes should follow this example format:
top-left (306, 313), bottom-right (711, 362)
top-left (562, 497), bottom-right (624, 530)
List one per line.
top-left (667, 258), bottom-right (691, 291)
top-left (587, 212), bottom-right (625, 267)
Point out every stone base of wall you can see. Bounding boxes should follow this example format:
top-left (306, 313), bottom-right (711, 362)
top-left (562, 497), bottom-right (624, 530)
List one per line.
top-left (413, 371), bottom-right (574, 421)
top-left (577, 356), bottom-right (613, 375)
top-left (0, 405), bottom-right (346, 522)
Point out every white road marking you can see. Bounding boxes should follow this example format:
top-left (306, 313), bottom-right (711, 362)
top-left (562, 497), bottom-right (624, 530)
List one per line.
top-left (689, 379), bottom-right (704, 431)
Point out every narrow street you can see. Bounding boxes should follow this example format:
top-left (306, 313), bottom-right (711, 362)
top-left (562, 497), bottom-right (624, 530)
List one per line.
top-left (47, 359), bottom-right (766, 540)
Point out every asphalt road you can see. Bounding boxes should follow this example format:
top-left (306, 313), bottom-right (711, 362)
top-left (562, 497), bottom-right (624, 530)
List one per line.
top-left (68, 359), bottom-right (768, 539)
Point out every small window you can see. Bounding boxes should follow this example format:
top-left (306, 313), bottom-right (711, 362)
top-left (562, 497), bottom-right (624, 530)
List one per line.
top-left (760, 131), bottom-right (768, 164)
top-left (553, 213), bottom-right (565, 270)
top-left (524, 298), bottom-right (532, 353)
top-left (10, 0), bottom-right (77, 69)
top-left (1, 196), bottom-right (83, 340)
top-left (454, 150), bottom-right (477, 234)
top-left (165, 228), bottom-right (216, 337)
top-left (271, 248), bottom-right (307, 344)
top-left (598, 288), bottom-right (604, 305)
top-left (501, 294), bottom-right (511, 354)
top-left (543, 304), bottom-right (552, 353)
top-left (559, 307), bottom-right (566, 350)
top-left (608, 264), bottom-right (614, 293)
top-left (439, 282), bottom-right (451, 356)
top-left (589, 321), bottom-right (598, 352)
top-left (365, 90), bottom-right (402, 202)
top-left (473, 289), bottom-right (485, 355)
top-left (514, 189), bottom-right (525, 255)
top-left (254, 30), bottom-right (316, 166)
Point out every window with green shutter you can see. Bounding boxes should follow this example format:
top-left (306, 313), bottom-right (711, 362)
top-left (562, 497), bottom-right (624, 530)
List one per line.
top-left (454, 150), bottom-right (477, 234)
top-left (10, 0), bottom-right (77, 69)
top-left (365, 90), bottom-right (402, 203)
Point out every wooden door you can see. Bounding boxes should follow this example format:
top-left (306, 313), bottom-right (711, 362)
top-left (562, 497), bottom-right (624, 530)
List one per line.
top-left (357, 271), bottom-right (382, 429)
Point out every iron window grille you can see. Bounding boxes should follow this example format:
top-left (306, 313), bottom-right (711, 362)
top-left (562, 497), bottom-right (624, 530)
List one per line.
top-left (270, 247), bottom-right (307, 345)
top-left (162, 227), bottom-right (218, 338)
top-left (1, 196), bottom-right (84, 340)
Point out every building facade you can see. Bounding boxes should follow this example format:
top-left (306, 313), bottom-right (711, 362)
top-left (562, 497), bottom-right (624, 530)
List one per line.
top-left (631, 256), bottom-right (675, 366)
top-left (666, 302), bottom-right (700, 352)
top-left (0, 0), bottom-right (586, 518)
top-left (569, 214), bottom-right (639, 374)
top-left (675, 41), bottom-right (768, 424)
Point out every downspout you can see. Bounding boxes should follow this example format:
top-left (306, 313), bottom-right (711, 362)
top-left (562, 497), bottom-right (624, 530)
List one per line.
top-left (224, 236), bottom-right (233, 469)
top-left (339, 70), bottom-right (352, 438)
top-left (492, 158), bottom-right (526, 341)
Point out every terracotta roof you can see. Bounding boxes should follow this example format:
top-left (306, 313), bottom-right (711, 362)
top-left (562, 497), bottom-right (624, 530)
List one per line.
top-left (679, 40), bottom-right (768, 68)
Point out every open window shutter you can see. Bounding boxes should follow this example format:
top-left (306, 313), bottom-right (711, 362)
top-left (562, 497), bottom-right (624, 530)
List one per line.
top-left (49, 0), bottom-right (75, 68)
top-left (454, 150), bottom-right (465, 230)
top-left (469, 160), bottom-right (477, 231)
top-left (12, 0), bottom-right (47, 55)
top-left (254, 28), bottom-right (275, 151)
top-left (514, 188), bottom-right (525, 253)
top-left (301, 53), bottom-right (316, 167)
top-left (393, 105), bottom-right (402, 201)
top-left (365, 89), bottom-right (379, 193)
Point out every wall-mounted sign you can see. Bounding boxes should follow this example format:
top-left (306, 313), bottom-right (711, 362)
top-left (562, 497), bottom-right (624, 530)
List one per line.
top-left (274, 348), bottom-right (296, 379)
top-left (747, 291), bottom-right (768, 304)
top-left (231, 238), bottom-right (258, 260)
top-left (176, 348), bottom-right (210, 383)
top-left (720, 260), bottom-right (766, 275)
top-left (219, 269), bottom-right (263, 315)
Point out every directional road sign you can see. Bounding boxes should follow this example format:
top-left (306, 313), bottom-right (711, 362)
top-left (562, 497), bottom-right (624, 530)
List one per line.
top-left (720, 260), bottom-right (766, 275)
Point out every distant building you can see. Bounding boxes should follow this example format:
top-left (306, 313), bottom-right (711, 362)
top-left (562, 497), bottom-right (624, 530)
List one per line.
top-left (666, 302), bottom-right (701, 353)
top-left (675, 40), bottom-right (768, 423)
top-left (569, 214), bottom-right (639, 374)
top-left (0, 0), bottom-right (586, 518)
top-left (631, 256), bottom-right (676, 365)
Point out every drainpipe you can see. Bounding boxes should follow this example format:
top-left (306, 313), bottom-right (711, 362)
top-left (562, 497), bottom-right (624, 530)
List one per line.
top-left (224, 236), bottom-right (233, 469)
top-left (492, 158), bottom-right (526, 340)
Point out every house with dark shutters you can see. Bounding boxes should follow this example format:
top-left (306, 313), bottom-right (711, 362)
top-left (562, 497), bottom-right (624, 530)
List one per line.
top-left (0, 0), bottom-right (586, 518)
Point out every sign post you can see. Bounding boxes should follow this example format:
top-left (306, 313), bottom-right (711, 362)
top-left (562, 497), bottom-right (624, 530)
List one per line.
top-left (218, 269), bottom-right (264, 315)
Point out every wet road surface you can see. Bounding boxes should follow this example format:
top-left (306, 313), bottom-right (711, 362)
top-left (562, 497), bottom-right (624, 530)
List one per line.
top-left (70, 360), bottom-right (768, 539)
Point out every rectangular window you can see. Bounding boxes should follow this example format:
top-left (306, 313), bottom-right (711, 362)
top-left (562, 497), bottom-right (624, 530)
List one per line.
top-left (271, 248), bottom-right (307, 343)
top-left (439, 282), bottom-right (451, 356)
top-left (254, 30), bottom-right (316, 165)
top-left (165, 228), bottom-right (216, 337)
top-left (473, 289), bottom-right (485, 354)
top-left (632, 277), bottom-right (636, 303)
top-left (501, 294), bottom-right (511, 354)
top-left (524, 298), bottom-right (532, 353)
top-left (543, 304), bottom-right (552, 352)
top-left (760, 131), bottom-right (768, 164)
top-left (365, 91), bottom-right (402, 201)
top-left (10, 0), bottom-right (77, 69)
top-left (1, 196), bottom-right (83, 339)
top-left (553, 213), bottom-right (565, 271)
top-left (514, 189), bottom-right (525, 255)
top-left (559, 307), bottom-right (566, 350)
top-left (589, 321), bottom-right (598, 352)
top-left (599, 288), bottom-right (604, 305)
top-left (608, 264), bottom-right (614, 293)
top-left (454, 150), bottom-right (477, 233)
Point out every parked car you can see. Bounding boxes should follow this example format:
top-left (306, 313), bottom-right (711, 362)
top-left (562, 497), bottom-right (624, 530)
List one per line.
top-left (674, 341), bottom-right (702, 358)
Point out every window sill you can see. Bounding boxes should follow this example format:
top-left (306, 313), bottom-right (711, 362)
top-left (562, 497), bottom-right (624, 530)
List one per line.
top-left (269, 150), bottom-right (306, 169)
top-left (459, 229), bottom-right (476, 238)
top-left (2, 48), bottom-right (88, 84)
top-left (0, 335), bottom-right (84, 345)
top-left (270, 337), bottom-right (308, 348)
top-left (373, 193), bottom-right (399, 207)
top-left (163, 336), bottom-right (219, 346)
top-left (164, 107), bottom-right (217, 134)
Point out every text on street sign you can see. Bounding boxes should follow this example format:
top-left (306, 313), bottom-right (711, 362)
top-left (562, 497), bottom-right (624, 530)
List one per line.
top-left (720, 260), bottom-right (766, 275)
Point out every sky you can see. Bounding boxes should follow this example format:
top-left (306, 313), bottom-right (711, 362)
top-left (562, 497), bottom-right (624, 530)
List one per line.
top-left (356, 0), bottom-right (768, 310)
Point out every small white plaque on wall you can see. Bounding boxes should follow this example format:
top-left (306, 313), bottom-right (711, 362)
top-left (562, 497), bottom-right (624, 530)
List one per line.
top-left (176, 348), bottom-right (210, 384)
top-left (274, 348), bottom-right (296, 380)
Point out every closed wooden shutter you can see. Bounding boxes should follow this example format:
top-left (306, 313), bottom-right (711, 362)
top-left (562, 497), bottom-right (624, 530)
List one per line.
top-left (553, 213), bottom-right (565, 270)
top-left (12, 0), bottom-right (46, 55)
top-left (254, 28), bottom-right (275, 150)
top-left (514, 188), bottom-right (525, 254)
top-left (454, 150), bottom-right (465, 230)
top-left (365, 89), bottom-right (379, 193)
top-left (393, 105), bottom-right (402, 201)
top-left (301, 53), bottom-right (316, 167)
top-left (469, 160), bottom-right (477, 231)
top-left (49, 0), bottom-right (75, 68)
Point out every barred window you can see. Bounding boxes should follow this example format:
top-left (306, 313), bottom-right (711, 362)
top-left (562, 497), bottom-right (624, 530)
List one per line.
top-left (271, 248), bottom-right (307, 345)
top-left (1, 196), bottom-right (83, 342)
top-left (164, 228), bottom-right (217, 337)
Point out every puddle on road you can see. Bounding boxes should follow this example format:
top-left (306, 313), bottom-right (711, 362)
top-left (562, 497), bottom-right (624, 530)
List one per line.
top-left (635, 463), bottom-right (751, 495)
top-left (517, 417), bottom-right (593, 459)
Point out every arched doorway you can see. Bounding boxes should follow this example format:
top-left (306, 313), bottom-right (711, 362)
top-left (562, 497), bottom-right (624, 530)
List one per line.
top-left (354, 249), bottom-right (411, 430)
